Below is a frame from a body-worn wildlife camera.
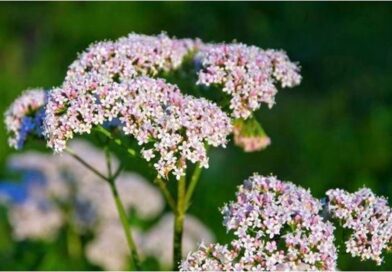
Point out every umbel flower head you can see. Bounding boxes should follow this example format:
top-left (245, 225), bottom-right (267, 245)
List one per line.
top-left (44, 77), bottom-right (232, 179)
top-left (326, 188), bottom-right (392, 265)
top-left (197, 43), bottom-right (301, 119)
top-left (65, 32), bottom-right (197, 85)
top-left (181, 174), bottom-right (337, 271)
top-left (4, 89), bottom-right (47, 149)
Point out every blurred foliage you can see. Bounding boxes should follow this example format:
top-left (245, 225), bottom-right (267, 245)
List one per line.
top-left (0, 2), bottom-right (392, 270)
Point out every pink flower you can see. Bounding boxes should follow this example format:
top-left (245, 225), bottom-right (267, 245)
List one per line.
top-left (327, 188), bottom-right (392, 265)
top-left (197, 44), bottom-right (301, 119)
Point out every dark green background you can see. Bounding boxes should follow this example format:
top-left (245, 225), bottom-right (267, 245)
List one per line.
top-left (0, 2), bottom-right (392, 270)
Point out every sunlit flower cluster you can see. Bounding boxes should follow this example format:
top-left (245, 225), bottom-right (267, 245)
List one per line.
top-left (197, 44), bottom-right (301, 119)
top-left (66, 33), bottom-right (197, 84)
top-left (4, 89), bottom-right (46, 149)
top-left (326, 188), bottom-right (392, 265)
top-left (182, 174), bottom-right (337, 271)
top-left (44, 77), bottom-right (232, 179)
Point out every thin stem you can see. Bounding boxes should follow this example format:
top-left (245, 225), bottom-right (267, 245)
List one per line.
top-left (154, 177), bottom-right (176, 211)
top-left (65, 148), bottom-right (108, 181)
top-left (109, 180), bottom-right (141, 270)
top-left (184, 164), bottom-right (203, 210)
top-left (104, 147), bottom-right (141, 270)
top-left (173, 175), bottom-right (186, 270)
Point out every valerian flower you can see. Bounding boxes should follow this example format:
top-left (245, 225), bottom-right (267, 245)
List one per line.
top-left (326, 188), bottom-right (392, 265)
top-left (181, 174), bottom-right (337, 271)
top-left (44, 77), bottom-right (232, 179)
top-left (4, 89), bottom-right (47, 149)
top-left (196, 43), bottom-right (301, 119)
top-left (65, 32), bottom-right (198, 84)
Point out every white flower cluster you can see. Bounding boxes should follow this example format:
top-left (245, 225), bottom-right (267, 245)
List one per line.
top-left (197, 44), bottom-right (301, 119)
top-left (181, 174), bottom-right (337, 271)
top-left (44, 77), bottom-right (232, 179)
top-left (4, 89), bottom-right (46, 149)
top-left (66, 33), bottom-right (196, 83)
top-left (327, 188), bottom-right (392, 265)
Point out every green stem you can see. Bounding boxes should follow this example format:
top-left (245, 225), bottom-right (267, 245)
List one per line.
top-left (154, 177), bottom-right (176, 211)
top-left (173, 175), bottom-right (186, 270)
top-left (105, 147), bottom-right (141, 270)
top-left (109, 179), bottom-right (141, 270)
top-left (184, 164), bottom-right (203, 210)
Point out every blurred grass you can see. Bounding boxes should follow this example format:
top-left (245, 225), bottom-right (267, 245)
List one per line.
top-left (0, 2), bottom-right (392, 270)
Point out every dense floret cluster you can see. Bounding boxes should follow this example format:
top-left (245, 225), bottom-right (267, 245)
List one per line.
top-left (65, 33), bottom-right (197, 84)
top-left (181, 174), bottom-right (337, 271)
top-left (327, 188), bottom-right (392, 265)
top-left (44, 77), bottom-right (232, 179)
top-left (4, 89), bottom-right (46, 149)
top-left (197, 44), bottom-right (301, 119)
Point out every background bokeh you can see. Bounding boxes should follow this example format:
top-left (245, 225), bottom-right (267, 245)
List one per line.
top-left (1, 2), bottom-right (392, 270)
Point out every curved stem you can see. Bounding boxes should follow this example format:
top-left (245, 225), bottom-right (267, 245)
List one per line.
top-left (109, 179), bottom-right (141, 270)
top-left (105, 147), bottom-right (141, 270)
top-left (66, 145), bottom-right (141, 269)
top-left (173, 175), bottom-right (186, 270)
top-left (154, 177), bottom-right (176, 211)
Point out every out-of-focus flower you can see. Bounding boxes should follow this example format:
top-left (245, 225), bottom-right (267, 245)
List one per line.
top-left (86, 221), bottom-right (143, 271)
top-left (326, 188), bottom-right (392, 265)
top-left (1, 140), bottom-right (164, 239)
top-left (85, 213), bottom-right (214, 270)
top-left (8, 199), bottom-right (63, 241)
top-left (44, 77), bottom-right (232, 179)
top-left (4, 89), bottom-right (46, 149)
top-left (182, 174), bottom-right (337, 271)
top-left (232, 117), bottom-right (271, 152)
top-left (197, 44), bottom-right (301, 119)
top-left (142, 213), bottom-right (215, 268)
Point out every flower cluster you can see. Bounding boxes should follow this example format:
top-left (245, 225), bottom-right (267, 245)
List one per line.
top-left (65, 33), bottom-right (197, 84)
top-left (4, 89), bottom-right (47, 149)
top-left (197, 43), bottom-right (301, 119)
top-left (181, 174), bottom-right (337, 271)
top-left (44, 77), bottom-right (232, 179)
top-left (326, 188), bottom-right (392, 265)
top-left (0, 140), bottom-right (164, 239)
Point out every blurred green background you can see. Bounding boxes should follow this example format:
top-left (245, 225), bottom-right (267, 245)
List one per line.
top-left (1, 2), bottom-right (392, 270)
